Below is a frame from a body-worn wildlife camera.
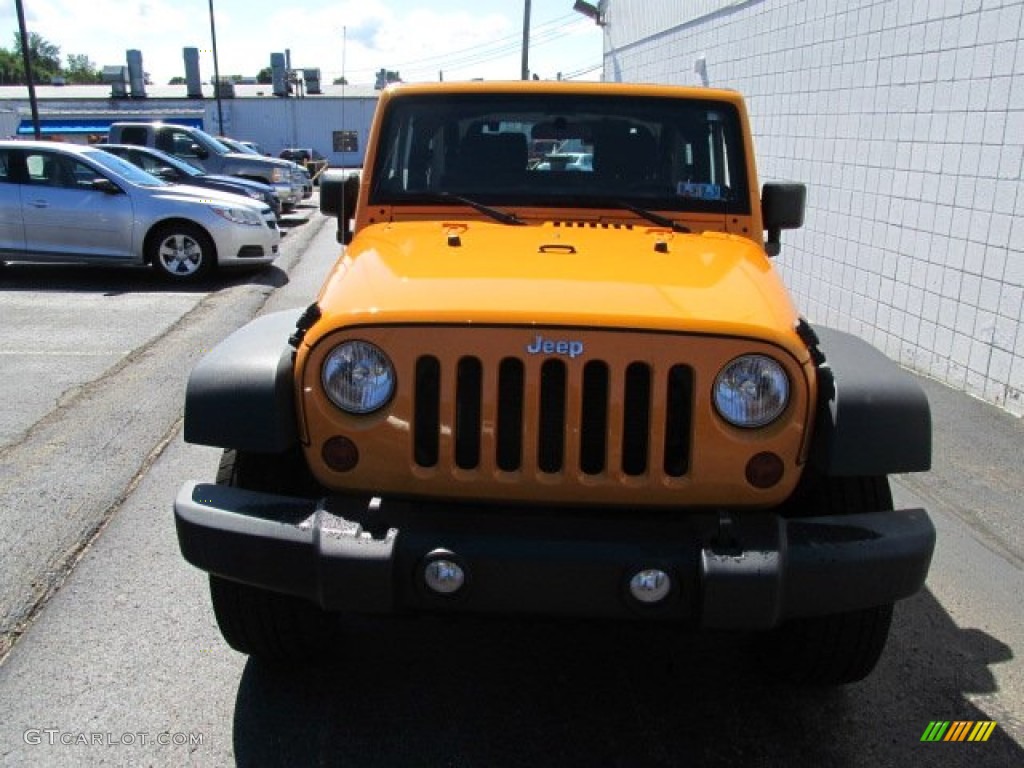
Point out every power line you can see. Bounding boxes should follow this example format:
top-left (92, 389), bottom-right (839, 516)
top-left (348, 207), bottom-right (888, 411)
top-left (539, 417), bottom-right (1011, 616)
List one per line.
top-left (333, 11), bottom-right (596, 82)
top-left (561, 62), bottom-right (603, 80)
top-left (383, 12), bottom-right (579, 71)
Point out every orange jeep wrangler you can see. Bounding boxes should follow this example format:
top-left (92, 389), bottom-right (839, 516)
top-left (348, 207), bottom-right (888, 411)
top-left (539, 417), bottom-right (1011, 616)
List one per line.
top-left (174, 81), bottom-right (934, 684)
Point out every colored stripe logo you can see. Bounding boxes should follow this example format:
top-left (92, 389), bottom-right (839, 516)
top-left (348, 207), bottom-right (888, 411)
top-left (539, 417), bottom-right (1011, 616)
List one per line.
top-left (921, 721), bottom-right (997, 742)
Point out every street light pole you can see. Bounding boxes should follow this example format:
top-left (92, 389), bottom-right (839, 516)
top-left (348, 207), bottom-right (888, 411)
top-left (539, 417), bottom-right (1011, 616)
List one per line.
top-left (520, 0), bottom-right (531, 80)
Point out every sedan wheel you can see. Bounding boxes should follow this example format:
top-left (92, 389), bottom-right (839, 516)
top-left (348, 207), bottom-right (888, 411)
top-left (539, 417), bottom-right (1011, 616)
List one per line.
top-left (149, 223), bottom-right (215, 280)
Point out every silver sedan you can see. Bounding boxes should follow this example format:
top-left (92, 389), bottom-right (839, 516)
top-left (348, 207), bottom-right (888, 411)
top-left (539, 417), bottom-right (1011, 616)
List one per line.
top-left (0, 141), bottom-right (280, 281)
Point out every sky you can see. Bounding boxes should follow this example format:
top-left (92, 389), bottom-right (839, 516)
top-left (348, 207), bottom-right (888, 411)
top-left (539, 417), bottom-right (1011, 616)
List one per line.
top-left (3, 0), bottom-right (606, 87)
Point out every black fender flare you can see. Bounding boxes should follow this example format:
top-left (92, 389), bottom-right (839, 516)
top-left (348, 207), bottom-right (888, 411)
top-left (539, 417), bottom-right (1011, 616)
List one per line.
top-left (184, 309), bottom-right (301, 453)
top-left (809, 326), bottom-right (932, 476)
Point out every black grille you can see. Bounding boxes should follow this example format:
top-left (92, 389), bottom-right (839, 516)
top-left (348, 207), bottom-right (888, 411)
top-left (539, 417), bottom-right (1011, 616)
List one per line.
top-left (412, 353), bottom-right (693, 479)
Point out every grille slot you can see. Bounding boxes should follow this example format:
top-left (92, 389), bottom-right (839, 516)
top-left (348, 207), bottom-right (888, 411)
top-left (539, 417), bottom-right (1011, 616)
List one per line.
top-left (414, 356), bottom-right (441, 467)
top-left (537, 360), bottom-right (567, 473)
top-left (496, 358), bottom-right (525, 471)
top-left (664, 364), bottom-right (694, 476)
top-left (412, 350), bottom-right (693, 482)
top-left (622, 362), bottom-right (652, 476)
top-left (455, 357), bottom-right (483, 469)
top-left (579, 361), bottom-right (610, 474)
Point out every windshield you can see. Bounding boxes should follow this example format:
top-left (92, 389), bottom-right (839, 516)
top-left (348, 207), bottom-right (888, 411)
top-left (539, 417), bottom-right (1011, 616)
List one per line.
top-left (223, 138), bottom-right (259, 155)
top-left (189, 128), bottom-right (233, 155)
top-left (369, 92), bottom-right (750, 215)
top-left (145, 147), bottom-right (204, 176)
top-left (107, 146), bottom-right (204, 178)
top-left (84, 148), bottom-right (168, 186)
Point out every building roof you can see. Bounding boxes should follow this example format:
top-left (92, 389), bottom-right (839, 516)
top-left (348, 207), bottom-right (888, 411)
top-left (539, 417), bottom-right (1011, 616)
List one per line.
top-left (0, 82), bottom-right (381, 102)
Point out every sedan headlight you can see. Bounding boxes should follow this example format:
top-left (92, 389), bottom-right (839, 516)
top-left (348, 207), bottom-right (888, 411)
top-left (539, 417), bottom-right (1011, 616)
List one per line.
top-left (209, 204), bottom-right (262, 226)
top-left (713, 355), bottom-right (790, 428)
top-left (322, 341), bottom-right (396, 414)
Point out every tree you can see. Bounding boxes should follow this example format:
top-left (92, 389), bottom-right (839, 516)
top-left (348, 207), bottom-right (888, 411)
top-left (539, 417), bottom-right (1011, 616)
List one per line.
top-left (12, 31), bottom-right (61, 83)
top-left (168, 76), bottom-right (187, 85)
top-left (0, 48), bottom-right (20, 84)
top-left (332, 76), bottom-right (348, 85)
top-left (257, 67), bottom-right (272, 84)
top-left (64, 53), bottom-right (101, 84)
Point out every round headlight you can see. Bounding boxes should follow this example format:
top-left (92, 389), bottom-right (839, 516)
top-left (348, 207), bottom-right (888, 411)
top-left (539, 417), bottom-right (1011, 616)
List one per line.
top-left (713, 355), bottom-right (790, 428)
top-left (322, 340), bottom-right (396, 414)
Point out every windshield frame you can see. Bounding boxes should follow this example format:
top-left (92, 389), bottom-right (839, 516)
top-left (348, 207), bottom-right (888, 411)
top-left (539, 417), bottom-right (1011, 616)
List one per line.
top-left (369, 92), bottom-right (752, 217)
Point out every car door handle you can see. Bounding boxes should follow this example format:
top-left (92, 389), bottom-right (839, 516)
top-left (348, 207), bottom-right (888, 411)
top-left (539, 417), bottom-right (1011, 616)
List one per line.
top-left (29, 200), bottom-right (50, 208)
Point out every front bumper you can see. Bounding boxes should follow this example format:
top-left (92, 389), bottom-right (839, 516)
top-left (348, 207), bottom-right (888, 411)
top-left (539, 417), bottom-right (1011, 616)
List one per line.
top-left (272, 181), bottom-right (301, 207)
top-left (208, 216), bottom-right (280, 267)
top-left (174, 483), bottom-right (934, 628)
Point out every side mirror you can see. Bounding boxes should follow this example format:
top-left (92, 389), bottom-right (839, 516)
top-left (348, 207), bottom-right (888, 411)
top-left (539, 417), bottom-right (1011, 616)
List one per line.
top-left (319, 170), bottom-right (361, 244)
top-left (761, 182), bottom-right (806, 257)
top-left (340, 174), bottom-right (359, 245)
top-left (191, 143), bottom-right (209, 160)
top-left (91, 178), bottom-right (123, 194)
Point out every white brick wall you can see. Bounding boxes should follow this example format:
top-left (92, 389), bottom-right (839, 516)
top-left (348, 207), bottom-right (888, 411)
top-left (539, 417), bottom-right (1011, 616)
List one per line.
top-left (604, 0), bottom-right (1024, 415)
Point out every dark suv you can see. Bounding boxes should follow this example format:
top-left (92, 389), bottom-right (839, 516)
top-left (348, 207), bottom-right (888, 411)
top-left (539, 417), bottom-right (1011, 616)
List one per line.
top-left (101, 144), bottom-right (282, 219)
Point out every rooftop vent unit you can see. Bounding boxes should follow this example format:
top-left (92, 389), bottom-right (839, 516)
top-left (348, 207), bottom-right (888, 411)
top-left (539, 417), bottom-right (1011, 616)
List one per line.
top-left (214, 78), bottom-right (236, 99)
top-left (303, 68), bottom-right (322, 94)
top-left (183, 47), bottom-right (203, 99)
top-left (270, 53), bottom-right (288, 97)
top-left (102, 66), bottom-right (129, 99)
top-left (127, 49), bottom-right (147, 99)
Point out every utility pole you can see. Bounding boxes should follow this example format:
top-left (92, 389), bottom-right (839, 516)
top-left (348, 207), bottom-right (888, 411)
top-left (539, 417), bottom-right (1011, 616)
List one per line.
top-left (208, 0), bottom-right (225, 135)
top-left (520, 0), bottom-right (531, 80)
top-left (15, 0), bottom-right (40, 138)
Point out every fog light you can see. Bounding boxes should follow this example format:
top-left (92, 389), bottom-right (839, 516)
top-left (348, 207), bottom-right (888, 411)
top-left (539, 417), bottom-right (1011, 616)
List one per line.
top-left (322, 436), bottom-right (359, 472)
top-left (424, 557), bottom-right (465, 595)
top-left (629, 569), bottom-right (671, 603)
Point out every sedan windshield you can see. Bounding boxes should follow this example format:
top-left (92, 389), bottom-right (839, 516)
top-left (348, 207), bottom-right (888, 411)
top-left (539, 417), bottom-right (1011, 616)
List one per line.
top-left (370, 92), bottom-right (750, 215)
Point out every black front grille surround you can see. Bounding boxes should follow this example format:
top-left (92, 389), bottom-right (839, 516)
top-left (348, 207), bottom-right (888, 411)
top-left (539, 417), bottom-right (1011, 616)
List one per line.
top-left (412, 350), bottom-right (694, 479)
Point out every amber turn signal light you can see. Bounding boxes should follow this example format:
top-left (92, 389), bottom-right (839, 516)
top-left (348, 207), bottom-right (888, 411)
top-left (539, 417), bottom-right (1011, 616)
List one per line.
top-left (322, 436), bottom-right (360, 472)
top-left (745, 452), bottom-right (784, 489)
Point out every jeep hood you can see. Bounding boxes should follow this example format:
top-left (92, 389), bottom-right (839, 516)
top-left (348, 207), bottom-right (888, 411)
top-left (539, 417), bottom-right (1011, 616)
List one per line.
top-left (312, 220), bottom-right (804, 353)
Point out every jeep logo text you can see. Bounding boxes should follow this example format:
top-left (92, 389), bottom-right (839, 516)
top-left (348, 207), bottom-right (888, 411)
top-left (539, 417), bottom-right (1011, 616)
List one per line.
top-left (526, 335), bottom-right (584, 358)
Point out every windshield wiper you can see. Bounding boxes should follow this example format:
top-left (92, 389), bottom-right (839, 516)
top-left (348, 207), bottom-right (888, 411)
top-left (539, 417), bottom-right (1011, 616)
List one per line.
top-left (424, 192), bottom-right (525, 226)
top-left (613, 201), bottom-right (690, 233)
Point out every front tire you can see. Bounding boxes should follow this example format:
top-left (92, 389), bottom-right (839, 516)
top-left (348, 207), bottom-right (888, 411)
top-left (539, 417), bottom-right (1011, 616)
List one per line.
top-left (208, 449), bottom-right (337, 661)
top-left (209, 575), bottom-right (339, 661)
top-left (769, 603), bottom-right (894, 686)
top-left (769, 474), bottom-right (897, 685)
top-left (148, 222), bottom-right (215, 281)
